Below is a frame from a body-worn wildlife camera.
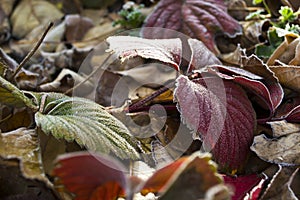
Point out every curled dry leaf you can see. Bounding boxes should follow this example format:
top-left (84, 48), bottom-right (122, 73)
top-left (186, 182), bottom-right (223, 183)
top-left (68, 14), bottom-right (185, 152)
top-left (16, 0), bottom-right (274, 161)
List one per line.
top-left (260, 166), bottom-right (299, 200)
top-left (10, 0), bottom-right (63, 38)
top-left (38, 68), bottom-right (94, 95)
top-left (267, 120), bottom-right (300, 137)
top-left (0, 128), bottom-right (51, 185)
top-left (269, 65), bottom-right (300, 93)
top-left (106, 36), bottom-right (182, 71)
top-left (251, 132), bottom-right (300, 165)
top-left (142, 0), bottom-right (242, 54)
top-left (174, 75), bottom-right (256, 172)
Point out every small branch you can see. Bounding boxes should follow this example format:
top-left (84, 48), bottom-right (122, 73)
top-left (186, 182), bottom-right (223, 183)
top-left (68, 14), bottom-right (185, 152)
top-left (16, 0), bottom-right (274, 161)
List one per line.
top-left (10, 22), bottom-right (54, 80)
top-left (64, 54), bottom-right (112, 95)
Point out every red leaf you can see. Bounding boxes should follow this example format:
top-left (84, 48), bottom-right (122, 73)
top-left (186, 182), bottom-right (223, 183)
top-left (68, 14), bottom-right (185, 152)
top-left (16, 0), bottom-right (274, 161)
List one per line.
top-left (174, 75), bottom-right (256, 172)
top-left (285, 105), bottom-right (300, 123)
top-left (223, 174), bottom-right (265, 200)
top-left (142, 0), bottom-right (242, 54)
top-left (106, 36), bottom-right (182, 71)
top-left (141, 152), bottom-right (222, 199)
top-left (207, 65), bottom-right (283, 122)
top-left (53, 152), bottom-right (127, 200)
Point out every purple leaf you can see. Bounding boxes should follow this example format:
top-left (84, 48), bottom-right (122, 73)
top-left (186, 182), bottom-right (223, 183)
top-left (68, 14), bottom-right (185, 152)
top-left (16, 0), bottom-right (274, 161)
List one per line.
top-left (174, 75), bottom-right (256, 172)
top-left (106, 36), bottom-right (182, 71)
top-left (142, 0), bottom-right (242, 54)
top-left (187, 39), bottom-right (222, 72)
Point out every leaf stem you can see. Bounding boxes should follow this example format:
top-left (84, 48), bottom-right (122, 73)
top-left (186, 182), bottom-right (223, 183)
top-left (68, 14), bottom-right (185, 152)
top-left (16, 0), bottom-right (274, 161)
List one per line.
top-left (128, 81), bottom-right (175, 113)
top-left (10, 22), bottom-right (54, 80)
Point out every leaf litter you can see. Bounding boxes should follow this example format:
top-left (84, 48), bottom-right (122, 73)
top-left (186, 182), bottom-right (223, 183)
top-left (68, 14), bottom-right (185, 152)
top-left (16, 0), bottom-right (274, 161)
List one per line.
top-left (0, 0), bottom-right (300, 199)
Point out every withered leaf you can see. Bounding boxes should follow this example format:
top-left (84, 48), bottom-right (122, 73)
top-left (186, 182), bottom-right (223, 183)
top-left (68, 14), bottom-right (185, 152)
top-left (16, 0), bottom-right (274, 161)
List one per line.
top-left (270, 65), bottom-right (300, 93)
top-left (65, 14), bottom-right (94, 42)
top-left (251, 133), bottom-right (300, 165)
top-left (174, 75), bottom-right (256, 172)
top-left (0, 128), bottom-right (51, 185)
top-left (260, 166), bottom-right (299, 200)
top-left (11, 0), bottom-right (63, 38)
top-left (142, 0), bottom-right (242, 54)
top-left (267, 120), bottom-right (300, 137)
top-left (106, 36), bottom-right (182, 71)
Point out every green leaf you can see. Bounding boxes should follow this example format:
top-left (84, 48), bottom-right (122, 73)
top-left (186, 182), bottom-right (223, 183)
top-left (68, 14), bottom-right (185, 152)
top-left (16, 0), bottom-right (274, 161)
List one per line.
top-left (0, 128), bottom-right (51, 186)
top-left (252, 0), bottom-right (263, 5)
top-left (0, 76), bottom-right (37, 109)
top-left (34, 94), bottom-right (140, 160)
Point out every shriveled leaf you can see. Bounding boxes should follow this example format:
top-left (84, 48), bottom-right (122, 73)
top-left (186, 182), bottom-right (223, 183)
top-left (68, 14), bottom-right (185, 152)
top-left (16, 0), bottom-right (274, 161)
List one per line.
top-left (223, 174), bottom-right (266, 200)
top-left (34, 93), bottom-right (140, 159)
top-left (53, 152), bottom-right (126, 200)
top-left (174, 75), bottom-right (256, 172)
top-left (0, 128), bottom-right (50, 185)
top-left (0, 75), bottom-right (37, 109)
top-left (267, 120), bottom-right (300, 137)
top-left (251, 133), bottom-right (300, 165)
top-left (269, 65), bottom-right (300, 92)
top-left (0, 108), bottom-right (32, 132)
top-left (142, 0), bottom-right (242, 54)
top-left (187, 38), bottom-right (222, 72)
top-left (260, 166), bottom-right (299, 200)
top-left (141, 152), bottom-right (223, 199)
top-left (10, 0), bottom-right (63, 38)
top-left (106, 36), bottom-right (182, 71)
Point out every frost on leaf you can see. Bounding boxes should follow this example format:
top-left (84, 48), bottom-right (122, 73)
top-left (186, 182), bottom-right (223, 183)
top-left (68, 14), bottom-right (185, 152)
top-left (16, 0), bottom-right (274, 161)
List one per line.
top-left (106, 36), bottom-right (182, 71)
top-left (142, 0), bottom-right (242, 54)
top-left (34, 93), bottom-right (140, 160)
top-left (174, 75), bottom-right (256, 172)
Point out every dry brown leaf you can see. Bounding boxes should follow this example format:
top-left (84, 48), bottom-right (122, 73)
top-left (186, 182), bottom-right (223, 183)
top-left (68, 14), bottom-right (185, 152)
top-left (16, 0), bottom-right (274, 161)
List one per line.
top-left (268, 120), bottom-right (300, 137)
top-left (10, 0), bottom-right (63, 39)
top-left (251, 132), bottom-right (300, 165)
top-left (0, 128), bottom-right (51, 186)
top-left (260, 166), bottom-right (298, 200)
top-left (269, 65), bottom-right (300, 92)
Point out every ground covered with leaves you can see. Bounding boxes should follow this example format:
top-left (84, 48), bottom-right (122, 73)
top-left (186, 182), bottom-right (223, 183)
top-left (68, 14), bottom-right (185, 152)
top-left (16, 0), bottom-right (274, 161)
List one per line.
top-left (0, 0), bottom-right (300, 200)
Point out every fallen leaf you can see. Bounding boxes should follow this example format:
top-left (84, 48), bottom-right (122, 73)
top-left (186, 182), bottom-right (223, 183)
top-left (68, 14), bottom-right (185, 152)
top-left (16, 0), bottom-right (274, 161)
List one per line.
top-left (223, 174), bottom-right (266, 200)
top-left (65, 14), bottom-right (94, 42)
top-left (269, 65), bottom-right (300, 92)
top-left (267, 120), bottom-right (300, 137)
top-left (0, 108), bottom-right (32, 132)
top-left (53, 151), bottom-right (127, 200)
top-left (34, 93), bottom-right (140, 159)
top-left (187, 38), bottom-right (222, 72)
top-left (106, 36), bottom-right (182, 71)
top-left (141, 152), bottom-right (223, 199)
top-left (251, 132), bottom-right (300, 165)
top-left (0, 127), bottom-right (50, 185)
top-left (174, 75), bottom-right (256, 172)
top-left (142, 0), bottom-right (242, 54)
top-left (38, 68), bottom-right (93, 95)
top-left (260, 166), bottom-right (299, 200)
top-left (0, 75), bottom-right (37, 109)
top-left (10, 0), bottom-right (63, 38)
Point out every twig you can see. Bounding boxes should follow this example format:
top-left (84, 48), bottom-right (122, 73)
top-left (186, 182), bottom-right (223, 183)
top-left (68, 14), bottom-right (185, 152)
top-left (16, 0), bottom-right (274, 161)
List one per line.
top-left (10, 22), bottom-right (54, 80)
top-left (64, 54), bottom-right (112, 95)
